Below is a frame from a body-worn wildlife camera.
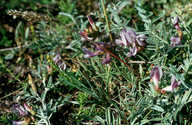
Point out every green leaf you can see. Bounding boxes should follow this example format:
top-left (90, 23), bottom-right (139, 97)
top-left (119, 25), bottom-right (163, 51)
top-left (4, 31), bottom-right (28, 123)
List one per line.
top-left (181, 89), bottom-right (192, 104)
top-left (59, 12), bottom-right (79, 28)
top-left (152, 10), bottom-right (166, 23)
top-left (135, 5), bottom-right (146, 13)
top-left (106, 108), bottom-right (111, 125)
top-left (139, 64), bottom-right (143, 79)
top-left (152, 105), bottom-right (164, 112)
top-left (139, 119), bottom-right (150, 125)
top-left (186, 18), bottom-right (192, 27)
top-left (25, 27), bottom-right (29, 39)
top-left (5, 51), bottom-right (15, 60)
top-left (116, 114), bottom-right (121, 125)
top-left (95, 116), bottom-right (105, 125)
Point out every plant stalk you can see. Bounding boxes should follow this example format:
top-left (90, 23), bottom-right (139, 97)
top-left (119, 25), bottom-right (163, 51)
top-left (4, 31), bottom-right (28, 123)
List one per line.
top-left (100, 0), bottom-right (113, 42)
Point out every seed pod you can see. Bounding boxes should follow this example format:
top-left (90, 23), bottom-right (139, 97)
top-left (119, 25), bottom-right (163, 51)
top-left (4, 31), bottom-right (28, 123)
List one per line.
top-left (28, 74), bottom-right (37, 93)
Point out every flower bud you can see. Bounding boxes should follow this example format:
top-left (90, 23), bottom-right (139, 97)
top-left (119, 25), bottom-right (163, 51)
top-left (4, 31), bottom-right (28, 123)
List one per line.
top-left (28, 74), bottom-right (37, 93)
top-left (24, 103), bottom-right (36, 116)
top-left (87, 15), bottom-right (98, 31)
top-left (150, 66), bottom-right (163, 91)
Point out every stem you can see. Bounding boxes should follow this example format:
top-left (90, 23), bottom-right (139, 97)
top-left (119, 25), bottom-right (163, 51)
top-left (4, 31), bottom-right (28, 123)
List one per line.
top-left (0, 87), bottom-right (23, 100)
top-left (166, 50), bottom-right (183, 65)
top-left (100, 0), bottom-right (113, 42)
top-left (0, 43), bottom-right (31, 52)
top-left (5, 67), bottom-right (24, 84)
top-left (91, 41), bottom-right (132, 72)
top-left (143, 109), bottom-right (152, 119)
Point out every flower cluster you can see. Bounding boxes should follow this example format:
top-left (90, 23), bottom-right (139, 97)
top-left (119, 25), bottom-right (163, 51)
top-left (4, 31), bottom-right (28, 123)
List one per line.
top-left (80, 15), bottom-right (112, 64)
top-left (53, 53), bottom-right (66, 70)
top-left (170, 16), bottom-right (182, 47)
top-left (46, 53), bottom-right (66, 73)
top-left (7, 10), bottom-right (52, 23)
top-left (115, 28), bottom-right (146, 57)
top-left (150, 66), bottom-right (181, 93)
top-left (12, 103), bottom-right (36, 125)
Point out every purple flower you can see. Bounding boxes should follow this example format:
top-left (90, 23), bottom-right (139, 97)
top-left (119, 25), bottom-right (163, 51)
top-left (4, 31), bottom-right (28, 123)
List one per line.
top-left (150, 66), bottom-right (163, 91)
top-left (54, 53), bottom-right (66, 70)
top-left (172, 16), bottom-right (180, 25)
top-left (171, 16), bottom-right (180, 30)
top-left (12, 120), bottom-right (26, 125)
top-left (115, 29), bottom-right (137, 46)
top-left (115, 32), bottom-right (128, 46)
top-left (161, 76), bottom-right (181, 93)
top-left (127, 43), bottom-right (137, 57)
top-left (24, 103), bottom-right (36, 116)
top-left (12, 104), bottom-right (28, 117)
top-left (102, 53), bottom-right (111, 64)
top-left (82, 48), bottom-right (100, 58)
top-left (54, 53), bottom-right (61, 64)
top-left (58, 60), bottom-right (66, 70)
top-left (47, 65), bottom-right (51, 72)
top-left (136, 34), bottom-right (146, 46)
top-left (115, 28), bottom-right (146, 54)
top-left (123, 29), bottom-right (137, 44)
top-left (171, 16), bottom-right (183, 38)
top-left (170, 36), bottom-right (181, 47)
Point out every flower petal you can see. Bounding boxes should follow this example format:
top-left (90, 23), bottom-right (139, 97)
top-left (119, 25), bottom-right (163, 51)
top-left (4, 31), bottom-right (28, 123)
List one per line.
top-left (171, 16), bottom-right (180, 25)
top-left (171, 75), bottom-right (176, 84)
top-left (115, 39), bottom-right (124, 45)
top-left (170, 36), bottom-right (181, 47)
top-left (54, 53), bottom-right (60, 64)
top-left (132, 44), bottom-right (137, 56)
top-left (158, 67), bottom-right (163, 78)
top-left (150, 66), bottom-right (163, 90)
top-left (82, 48), bottom-right (100, 58)
top-left (161, 85), bottom-right (173, 92)
top-left (120, 32), bottom-right (128, 47)
top-left (102, 53), bottom-right (111, 64)
top-left (161, 76), bottom-right (181, 93)
top-left (136, 34), bottom-right (146, 46)
top-left (127, 44), bottom-right (137, 57)
top-left (80, 31), bottom-right (93, 41)
top-left (12, 104), bottom-right (28, 117)
top-left (24, 103), bottom-right (36, 115)
top-left (12, 120), bottom-right (26, 125)
top-left (58, 60), bottom-right (67, 70)
top-left (124, 29), bottom-right (137, 44)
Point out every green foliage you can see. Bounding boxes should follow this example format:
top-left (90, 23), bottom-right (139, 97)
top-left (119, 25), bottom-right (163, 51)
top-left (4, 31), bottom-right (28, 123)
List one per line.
top-left (57, 0), bottom-right (77, 24)
top-left (0, 0), bottom-right (192, 124)
top-left (0, 28), bottom-right (13, 47)
top-left (0, 113), bottom-right (17, 125)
